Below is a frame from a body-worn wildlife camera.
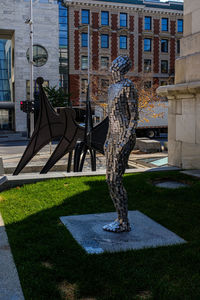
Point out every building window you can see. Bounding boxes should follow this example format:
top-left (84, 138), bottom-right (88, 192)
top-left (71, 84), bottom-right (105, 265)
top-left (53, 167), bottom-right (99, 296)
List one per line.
top-left (59, 3), bottom-right (68, 48)
top-left (81, 79), bottom-right (88, 94)
top-left (120, 13), bottom-right (127, 27)
top-left (160, 81), bottom-right (168, 86)
top-left (144, 16), bottom-right (152, 30)
top-left (101, 11), bottom-right (109, 26)
top-left (0, 40), bottom-right (11, 102)
top-left (81, 56), bottom-right (88, 70)
top-left (144, 81), bottom-right (152, 89)
top-left (81, 33), bottom-right (88, 47)
top-left (177, 40), bottom-right (180, 54)
top-left (161, 60), bottom-right (168, 73)
top-left (101, 34), bottom-right (109, 48)
top-left (162, 18), bottom-right (168, 31)
top-left (161, 39), bottom-right (168, 53)
top-left (101, 79), bottom-right (109, 94)
top-left (144, 38), bottom-right (152, 52)
top-left (177, 19), bottom-right (183, 33)
top-left (82, 9), bottom-right (90, 24)
top-left (144, 59), bottom-right (151, 72)
top-left (120, 36), bottom-right (127, 49)
top-left (101, 56), bottom-right (109, 68)
top-left (26, 44), bottom-right (48, 67)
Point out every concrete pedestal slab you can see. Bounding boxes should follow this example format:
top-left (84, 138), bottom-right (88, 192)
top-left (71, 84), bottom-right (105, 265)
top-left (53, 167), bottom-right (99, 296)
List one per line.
top-left (60, 211), bottom-right (186, 254)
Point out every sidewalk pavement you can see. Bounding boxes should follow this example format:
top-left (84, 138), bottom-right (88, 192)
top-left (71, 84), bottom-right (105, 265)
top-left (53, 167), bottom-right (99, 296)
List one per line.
top-left (0, 214), bottom-right (25, 300)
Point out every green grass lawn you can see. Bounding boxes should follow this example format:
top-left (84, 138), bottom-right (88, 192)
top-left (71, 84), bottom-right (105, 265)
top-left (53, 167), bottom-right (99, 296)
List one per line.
top-left (1, 171), bottom-right (200, 300)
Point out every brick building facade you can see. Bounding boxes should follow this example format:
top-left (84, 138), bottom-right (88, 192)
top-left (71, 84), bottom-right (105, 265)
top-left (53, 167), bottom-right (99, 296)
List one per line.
top-left (63, 0), bottom-right (183, 106)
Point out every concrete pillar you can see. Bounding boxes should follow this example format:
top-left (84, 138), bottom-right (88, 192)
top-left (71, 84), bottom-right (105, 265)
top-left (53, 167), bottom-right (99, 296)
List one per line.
top-left (157, 0), bottom-right (200, 169)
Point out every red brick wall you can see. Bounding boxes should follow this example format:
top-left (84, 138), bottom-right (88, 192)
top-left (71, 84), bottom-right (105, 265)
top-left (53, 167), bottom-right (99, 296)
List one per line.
top-left (74, 11), bottom-right (79, 28)
top-left (138, 35), bottom-right (142, 72)
top-left (92, 31), bottom-right (99, 70)
top-left (154, 19), bottom-right (160, 34)
top-left (92, 76), bottom-right (99, 100)
top-left (92, 12), bottom-right (99, 29)
top-left (170, 20), bottom-right (176, 35)
top-left (170, 38), bottom-right (175, 74)
top-left (111, 14), bottom-right (118, 30)
top-left (153, 19), bottom-right (160, 74)
top-left (111, 33), bottom-right (118, 61)
top-left (153, 37), bottom-right (159, 73)
top-left (129, 16), bottom-right (134, 31)
top-left (138, 17), bottom-right (143, 33)
top-left (74, 30), bottom-right (80, 70)
top-left (129, 34), bottom-right (134, 70)
top-left (69, 74), bottom-right (80, 105)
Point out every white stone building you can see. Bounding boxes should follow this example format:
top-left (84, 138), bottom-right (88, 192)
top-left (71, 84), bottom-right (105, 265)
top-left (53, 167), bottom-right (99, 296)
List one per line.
top-left (0, 0), bottom-right (59, 133)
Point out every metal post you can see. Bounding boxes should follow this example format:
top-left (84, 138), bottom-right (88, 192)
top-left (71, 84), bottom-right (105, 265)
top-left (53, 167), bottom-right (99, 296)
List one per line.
top-left (29, 0), bottom-right (34, 137)
top-left (88, 24), bottom-right (90, 86)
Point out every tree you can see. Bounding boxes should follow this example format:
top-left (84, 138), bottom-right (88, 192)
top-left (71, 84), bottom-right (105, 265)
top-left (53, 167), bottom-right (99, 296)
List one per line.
top-left (44, 86), bottom-right (71, 108)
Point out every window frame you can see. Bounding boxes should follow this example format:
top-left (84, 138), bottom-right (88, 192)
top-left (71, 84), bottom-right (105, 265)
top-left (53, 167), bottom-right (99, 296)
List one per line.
top-left (144, 59), bottom-right (152, 73)
top-left (119, 35), bottom-right (127, 49)
top-left (161, 18), bottom-right (168, 32)
top-left (100, 56), bottom-right (109, 69)
top-left (120, 13), bottom-right (127, 28)
top-left (101, 11), bottom-right (109, 26)
top-left (101, 34), bottom-right (109, 48)
top-left (161, 39), bottom-right (168, 53)
top-left (82, 9), bottom-right (90, 24)
top-left (161, 60), bottom-right (168, 73)
top-left (177, 39), bottom-right (180, 54)
top-left (177, 19), bottom-right (183, 33)
top-left (81, 78), bottom-right (88, 94)
top-left (144, 16), bottom-right (152, 31)
top-left (144, 38), bottom-right (152, 52)
top-left (81, 32), bottom-right (88, 48)
top-left (81, 56), bottom-right (88, 70)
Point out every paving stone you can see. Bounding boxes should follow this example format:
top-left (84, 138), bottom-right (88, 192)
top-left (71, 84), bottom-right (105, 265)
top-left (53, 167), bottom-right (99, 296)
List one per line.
top-left (60, 211), bottom-right (186, 254)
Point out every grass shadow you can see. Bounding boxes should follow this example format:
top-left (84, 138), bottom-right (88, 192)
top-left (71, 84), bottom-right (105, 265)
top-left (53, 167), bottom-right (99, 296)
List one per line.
top-left (0, 171), bottom-right (200, 299)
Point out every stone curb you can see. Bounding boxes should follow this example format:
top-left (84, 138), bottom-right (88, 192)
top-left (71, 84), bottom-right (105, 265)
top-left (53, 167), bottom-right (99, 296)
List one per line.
top-left (0, 166), bottom-right (180, 192)
top-left (0, 214), bottom-right (25, 300)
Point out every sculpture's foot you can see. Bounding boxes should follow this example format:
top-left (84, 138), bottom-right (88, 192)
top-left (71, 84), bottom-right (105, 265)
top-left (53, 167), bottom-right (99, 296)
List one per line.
top-left (103, 219), bottom-right (131, 233)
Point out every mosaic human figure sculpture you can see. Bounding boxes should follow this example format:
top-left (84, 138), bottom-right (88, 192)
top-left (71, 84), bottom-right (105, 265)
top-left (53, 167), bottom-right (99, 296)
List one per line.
top-left (103, 56), bottom-right (138, 233)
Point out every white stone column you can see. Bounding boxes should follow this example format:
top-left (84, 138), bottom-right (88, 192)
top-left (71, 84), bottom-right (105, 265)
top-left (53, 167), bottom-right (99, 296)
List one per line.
top-left (157, 0), bottom-right (200, 169)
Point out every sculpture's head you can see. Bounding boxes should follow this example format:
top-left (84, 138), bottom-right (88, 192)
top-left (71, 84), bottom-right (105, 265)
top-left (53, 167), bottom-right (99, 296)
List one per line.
top-left (110, 56), bottom-right (132, 81)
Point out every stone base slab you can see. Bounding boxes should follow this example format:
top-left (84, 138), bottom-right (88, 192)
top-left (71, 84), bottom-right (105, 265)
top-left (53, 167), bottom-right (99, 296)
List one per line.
top-left (60, 211), bottom-right (186, 254)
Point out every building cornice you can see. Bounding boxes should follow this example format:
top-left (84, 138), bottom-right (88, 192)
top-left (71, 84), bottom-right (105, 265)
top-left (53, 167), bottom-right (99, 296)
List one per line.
top-left (63, 0), bottom-right (183, 16)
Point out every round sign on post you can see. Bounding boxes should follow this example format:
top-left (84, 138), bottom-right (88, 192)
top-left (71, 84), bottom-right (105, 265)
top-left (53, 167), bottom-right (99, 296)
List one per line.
top-left (26, 45), bottom-right (48, 67)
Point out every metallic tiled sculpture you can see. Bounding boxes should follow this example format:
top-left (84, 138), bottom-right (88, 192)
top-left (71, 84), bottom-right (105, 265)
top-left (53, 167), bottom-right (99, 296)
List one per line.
top-left (103, 56), bottom-right (139, 233)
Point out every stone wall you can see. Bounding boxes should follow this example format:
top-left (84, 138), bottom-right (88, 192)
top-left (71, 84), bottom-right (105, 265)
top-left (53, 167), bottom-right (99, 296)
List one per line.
top-left (0, 0), bottom-right (59, 132)
top-left (157, 0), bottom-right (200, 169)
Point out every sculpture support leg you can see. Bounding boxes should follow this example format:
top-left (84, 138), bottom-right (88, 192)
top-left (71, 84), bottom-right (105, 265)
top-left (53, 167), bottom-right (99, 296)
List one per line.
top-left (103, 136), bottom-right (136, 232)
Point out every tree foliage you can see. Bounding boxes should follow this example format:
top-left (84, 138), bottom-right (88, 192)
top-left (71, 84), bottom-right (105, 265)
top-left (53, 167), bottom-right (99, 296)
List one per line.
top-left (44, 86), bottom-right (71, 108)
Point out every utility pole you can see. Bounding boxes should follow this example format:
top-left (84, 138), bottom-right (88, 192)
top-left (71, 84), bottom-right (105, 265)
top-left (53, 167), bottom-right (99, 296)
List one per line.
top-left (29, 0), bottom-right (34, 137)
top-left (25, 0), bottom-right (34, 137)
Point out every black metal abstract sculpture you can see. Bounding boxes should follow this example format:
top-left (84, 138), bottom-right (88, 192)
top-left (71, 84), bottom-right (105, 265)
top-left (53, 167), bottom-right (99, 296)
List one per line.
top-left (103, 56), bottom-right (138, 233)
top-left (13, 77), bottom-right (108, 175)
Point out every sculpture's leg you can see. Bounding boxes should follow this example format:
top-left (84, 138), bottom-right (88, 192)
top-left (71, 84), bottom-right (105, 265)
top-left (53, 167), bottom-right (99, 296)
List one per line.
top-left (79, 145), bottom-right (87, 172)
top-left (67, 151), bottom-right (73, 173)
top-left (74, 141), bottom-right (84, 172)
top-left (89, 148), bottom-right (96, 171)
top-left (103, 136), bottom-right (136, 233)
